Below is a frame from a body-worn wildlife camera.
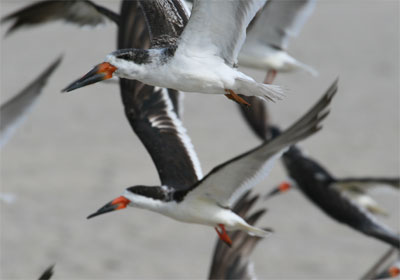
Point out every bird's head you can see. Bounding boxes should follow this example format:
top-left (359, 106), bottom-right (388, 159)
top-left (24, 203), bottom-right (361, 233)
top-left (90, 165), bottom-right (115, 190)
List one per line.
top-left (87, 185), bottom-right (168, 219)
top-left (62, 49), bottom-right (152, 92)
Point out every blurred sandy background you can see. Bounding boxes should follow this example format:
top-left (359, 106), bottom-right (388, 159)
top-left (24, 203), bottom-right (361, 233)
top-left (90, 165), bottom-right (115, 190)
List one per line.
top-left (1, 0), bottom-right (399, 279)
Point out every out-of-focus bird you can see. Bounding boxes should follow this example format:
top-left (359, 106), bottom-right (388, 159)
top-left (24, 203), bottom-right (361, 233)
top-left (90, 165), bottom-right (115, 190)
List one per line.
top-left (360, 247), bottom-right (400, 280)
top-left (265, 140), bottom-right (400, 248)
top-left (239, 0), bottom-right (317, 84)
top-left (1, 0), bottom-right (119, 35)
top-left (37, 264), bottom-right (54, 280)
top-left (208, 190), bottom-right (270, 279)
top-left (267, 177), bottom-right (399, 217)
top-left (237, 0), bottom-right (316, 137)
top-left (62, 0), bottom-right (285, 106)
top-left (87, 80), bottom-right (335, 247)
top-left (0, 56), bottom-right (62, 147)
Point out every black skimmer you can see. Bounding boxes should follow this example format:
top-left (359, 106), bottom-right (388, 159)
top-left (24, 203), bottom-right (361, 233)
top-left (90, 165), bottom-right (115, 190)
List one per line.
top-left (38, 264), bottom-right (54, 280)
top-left (0, 56), bottom-right (62, 148)
top-left (267, 176), bottom-right (399, 217)
top-left (87, 79), bottom-right (336, 246)
top-left (208, 190), bottom-right (269, 279)
top-left (239, 0), bottom-right (317, 84)
top-left (236, 0), bottom-right (317, 136)
top-left (62, 0), bottom-right (285, 106)
top-left (265, 140), bottom-right (400, 248)
top-left (1, 0), bottom-right (119, 35)
top-left (361, 247), bottom-right (400, 279)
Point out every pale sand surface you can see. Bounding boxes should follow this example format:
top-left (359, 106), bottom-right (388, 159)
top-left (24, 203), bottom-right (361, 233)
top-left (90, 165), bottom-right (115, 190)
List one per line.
top-left (0, 1), bottom-right (399, 279)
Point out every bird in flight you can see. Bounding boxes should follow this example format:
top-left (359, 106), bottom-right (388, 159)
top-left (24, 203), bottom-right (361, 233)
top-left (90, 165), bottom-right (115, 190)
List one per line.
top-left (265, 141), bottom-right (400, 248)
top-left (62, 0), bottom-right (284, 106)
top-left (86, 80), bottom-right (336, 247)
top-left (239, 0), bottom-right (317, 84)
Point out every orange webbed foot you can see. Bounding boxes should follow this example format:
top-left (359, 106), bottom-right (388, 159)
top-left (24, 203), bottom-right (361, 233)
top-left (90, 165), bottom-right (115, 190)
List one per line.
top-left (215, 224), bottom-right (233, 248)
top-left (224, 89), bottom-right (251, 107)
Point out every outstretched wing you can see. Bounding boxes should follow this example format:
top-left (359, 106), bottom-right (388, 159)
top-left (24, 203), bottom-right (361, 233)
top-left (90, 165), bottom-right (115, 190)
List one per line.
top-left (177, 0), bottom-right (266, 65)
top-left (118, 0), bottom-right (202, 189)
top-left (38, 264), bottom-right (55, 280)
top-left (238, 97), bottom-right (270, 141)
top-left (1, 0), bottom-right (119, 35)
top-left (336, 177), bottom-right (400, 190)
top-left (0, 56), bottom-right (62, 148)
top-left (186, 80), bottom-right (337, 207)
top-left (137, 0), bottom-right (189, 47)
top-left (246, 0), bottom-right (316, 50)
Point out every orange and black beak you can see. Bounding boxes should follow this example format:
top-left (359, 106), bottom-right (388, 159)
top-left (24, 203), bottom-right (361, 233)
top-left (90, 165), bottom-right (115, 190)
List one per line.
top-left (375, 266), bottom-right (400, 279)
top-left (87, 196), bottom-right (130, 219)
top-left (264, 181), bottom-right (292, 200)
top-left (62, 62), bottom-right (117, 92)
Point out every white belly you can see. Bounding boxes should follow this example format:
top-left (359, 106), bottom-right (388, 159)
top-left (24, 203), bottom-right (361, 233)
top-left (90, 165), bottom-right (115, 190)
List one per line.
top-left (159, 198), bottom-right (243, 229)
top-left (239, 43), bottom-right (297, 72)
top-left (143, 55), bottom-right (243, 95)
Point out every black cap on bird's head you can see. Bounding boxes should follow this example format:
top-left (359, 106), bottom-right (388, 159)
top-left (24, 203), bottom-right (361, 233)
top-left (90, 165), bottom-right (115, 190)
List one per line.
top-left (62, 62), bottom-right (117, 92)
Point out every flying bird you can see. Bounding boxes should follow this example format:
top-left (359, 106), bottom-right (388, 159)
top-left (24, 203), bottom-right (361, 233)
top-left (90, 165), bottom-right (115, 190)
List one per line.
top-left (62, 0), bottom-right (284, 106)
top-left (239, 0), bottom-right (317, 84)
top-left (1, 0), bottom-right (119, 35)
top-left (360, 247), bottom-right (400, 280)
top-left (208, 190), bottom-right (270, 279)
top-left (0, 56), bottom-right (62, 147)
top-left (86, 79), bottom-right (336, 247)
top-left (236, 0), bottom-right (317, 135)
top-left (267, 177), bottom-right (399, 217)
top-left (265, 141), bottom-right (400, 248)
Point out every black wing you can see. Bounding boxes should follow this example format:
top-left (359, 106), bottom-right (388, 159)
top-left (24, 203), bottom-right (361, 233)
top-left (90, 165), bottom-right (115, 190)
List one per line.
top-left (238, 96), bottom-right (270, 141)
top-left (282, 146), bottom-right (400, 248)
top-left (208, 191), bottom-right (268, 280)
top-left (137, 0), bottom-right (189, 47)
top-left (38, 264), bottom-right (54, 280)
top-left (0, 56), bottom-right (62, 147)
top-left (118, 0), bottom-right (202, 189)
top-left (1, 0), bottom-right (119, 35)
top-left (118, 0), bottom-right (183, 117)
top-left (336, 177), bottom-right (400, 190)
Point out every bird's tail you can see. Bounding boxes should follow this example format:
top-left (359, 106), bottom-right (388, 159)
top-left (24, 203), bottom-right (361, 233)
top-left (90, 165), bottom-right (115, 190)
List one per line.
top-left (235, 78), bottom-right (284, 103)
top-left (240, 224), bottom-right (273, 238)
top-left (294, 60), bottom-right (318, 77)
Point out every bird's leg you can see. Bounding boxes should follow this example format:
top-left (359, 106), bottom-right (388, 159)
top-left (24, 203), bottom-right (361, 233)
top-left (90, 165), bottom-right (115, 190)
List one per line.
top-left (214, 224), bottom-right (232, 247)
top-left (224, 89), bottom-right (251, 107)
top-left (263, 69), bottom-right (277, 84)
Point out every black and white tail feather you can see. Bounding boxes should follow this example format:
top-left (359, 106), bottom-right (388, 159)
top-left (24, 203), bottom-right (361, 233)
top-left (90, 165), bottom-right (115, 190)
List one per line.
top-left (208, 191), bottom-right (269, 280)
